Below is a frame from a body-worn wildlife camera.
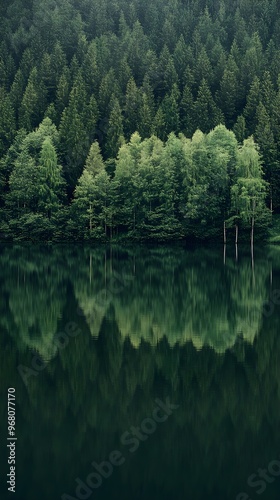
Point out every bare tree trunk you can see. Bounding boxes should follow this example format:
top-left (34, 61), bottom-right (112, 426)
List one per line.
top-left (223, 221), bottom-right (226, 245)
top-left (223, 244), bottom-right (226, 266)
top-left (235, 224), bottom-right (238, 245)
top-left (104, 200), bottom-right (107, 236)
top-left (89, 202), bottom-right (92, 233)
top-left (251, 215), bottom-right (254, 250)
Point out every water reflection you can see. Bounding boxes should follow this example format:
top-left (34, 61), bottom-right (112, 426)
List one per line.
top-left (0, 245), bottom-right (272, 357)
top-left (0, 245), bottom-right (280, 500)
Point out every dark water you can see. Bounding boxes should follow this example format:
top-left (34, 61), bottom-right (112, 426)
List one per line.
top-left (1, 244), bottom-right (280, 500)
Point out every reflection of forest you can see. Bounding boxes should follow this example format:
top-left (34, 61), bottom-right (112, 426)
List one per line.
top-left (1, 282), bottom-right (280, 498)
top-left (0, 245), bottom-right (280, 499)
top-left (0, 245), bottom-right (272, 357)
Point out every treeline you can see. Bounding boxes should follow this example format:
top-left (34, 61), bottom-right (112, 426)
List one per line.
top-left (0, 120), bottom-right (270, 241)
top-left (0, 0), bottom-right (280, 240)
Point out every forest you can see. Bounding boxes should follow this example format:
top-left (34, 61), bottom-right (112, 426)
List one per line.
top-left (0, 0), bottom-right (279, 242)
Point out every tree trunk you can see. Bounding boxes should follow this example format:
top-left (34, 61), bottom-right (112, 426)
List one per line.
top-left (105, 199), bottom-right (107, 236)
top-left (89, 202), bottom-right (92, 233)
top-left (235, 224), bottom-right (238, 245)
top-left (223, 221), bottom-right (226, 245)
top-left (251, 216), bottom-right (254, 250)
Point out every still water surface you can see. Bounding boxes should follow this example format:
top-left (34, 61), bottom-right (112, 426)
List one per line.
top-left (1, 244), bottom-right (280, 500)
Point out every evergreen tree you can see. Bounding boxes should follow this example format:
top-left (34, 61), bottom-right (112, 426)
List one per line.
top-left (217, 67), bottom-right (239, 127)
top-left (254, 103), bottom-right (277, 210)
top-left (180, 85), bottom-right (195, 138)
top-left (124, 77), bottom-right (141, 136)
top-left (59, 76), bottom-right (89, 188)
top-left (194, 79), bottom-right (224, 133)
top-left (243, 76), bottom-right (261, 135)
top-left (233, 115), bottom-right (246, 144)
top-left (72, 142), bottom-right (110, 238)
top-left (19, 68), bottom-right (46, 131)
top-left (105, 98), bottom-right (124, 159)
top-left (38, 137), bottom-right (65, 218)
top-left (0, 88), bottom-right (16, 156)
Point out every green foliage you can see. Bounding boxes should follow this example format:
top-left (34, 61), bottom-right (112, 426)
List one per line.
top-left (230, 137), bottom-right (270, 242)
top-left (72, 141), bottom-right (111, 239)
top-left (1, 0), bottom-right (280, 241)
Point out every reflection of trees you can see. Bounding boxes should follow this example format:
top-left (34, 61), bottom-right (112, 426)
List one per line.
top-left (0, 245), bottom-right (271, 361)
top-left (0, 245), bottom-right (67, 359)
top-left (0, 244), bottom-right (277, 499)
top-left (1, 296), bottom-right (280, 500)
top-left (110, 247), bottom-right (270, 352)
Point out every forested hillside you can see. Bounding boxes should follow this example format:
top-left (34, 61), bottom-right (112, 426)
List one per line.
top-left (0, 0), bottom-right (279, 241)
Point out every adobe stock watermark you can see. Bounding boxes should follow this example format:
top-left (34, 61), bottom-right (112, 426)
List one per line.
top-left (61, 397), bottom-right (179, 500)
top-left (236, 454), bottom-right (280, 499)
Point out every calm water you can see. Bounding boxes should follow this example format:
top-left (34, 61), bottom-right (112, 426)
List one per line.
top-left (1, 244), bottom-right (280, 500)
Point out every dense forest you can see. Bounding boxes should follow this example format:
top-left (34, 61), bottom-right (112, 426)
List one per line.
top-left (0, 0), bottom-right (280, 242)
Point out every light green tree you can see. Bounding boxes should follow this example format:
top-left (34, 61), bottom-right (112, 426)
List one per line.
top-left (230, 137), bottom-right (269, 246)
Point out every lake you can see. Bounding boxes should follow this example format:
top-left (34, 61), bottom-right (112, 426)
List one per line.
top-left (1, 244), bottom-right (280, 500)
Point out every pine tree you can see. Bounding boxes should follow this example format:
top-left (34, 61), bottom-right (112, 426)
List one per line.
top-left (10, 69), bottom-right (25, 121)
top-left (160, 85), bottom-right (180, 139)
top-left (254, 103), bottom-right (277, 210)
top-left (138, 93), bottom-right (153, 139)
top-left (180, 85), bottom-right (195, 138)
top-left (195, 47), bottom-right (213, 86)
top-left (173, 35), bottom-right (188, 82)
top-left (217, 67), bottom-right (238, 127)
top-left (243, 77), bottom-right (261, 135)
top-left (153, 107), bottom-right (166, 141)
top-left (0, 88), bottom-right (16, 156)
top-left (38, 138), bottom-right (65, 218)
top-left (59, 76), bottom-right (89, 188)
top-left (8, 147), bottom-right (39, 213)
top-left (163, 58), bottom-right (179, 94)
top-left (19, 68), bottom-right (45, 131)
top-left (260, 71), bottom-right (276, 118)
top-left (124, 77), bottom-right (141, 136)
top-left (72, 142), bottom-right (110, 238)
top-left (105, 98), bottom-right (124, 159)
top-left (99, 69), bottom-right (120, 117)
top-left (55, 67), bottom-right (71, 116)
top-left (194, 79), bottom-right (224, 133)
top-left (233, 115), bottom-right (246, 144)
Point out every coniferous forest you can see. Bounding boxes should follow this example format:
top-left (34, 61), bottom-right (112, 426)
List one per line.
top-left (0, 0), bottom-right (280, 242)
